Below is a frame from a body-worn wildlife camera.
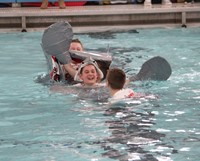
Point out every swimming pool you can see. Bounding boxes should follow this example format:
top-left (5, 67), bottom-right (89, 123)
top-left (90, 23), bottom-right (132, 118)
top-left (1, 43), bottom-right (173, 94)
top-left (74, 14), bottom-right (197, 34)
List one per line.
top-left (0, 27), bottom-right (200, 161)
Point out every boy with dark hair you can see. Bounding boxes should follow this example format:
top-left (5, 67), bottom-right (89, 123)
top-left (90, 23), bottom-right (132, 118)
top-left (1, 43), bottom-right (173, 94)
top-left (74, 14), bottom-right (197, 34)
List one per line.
top-left (106, 68), bottom-right (135, 100)
top-left (50, 39), bottom-right (84, 82)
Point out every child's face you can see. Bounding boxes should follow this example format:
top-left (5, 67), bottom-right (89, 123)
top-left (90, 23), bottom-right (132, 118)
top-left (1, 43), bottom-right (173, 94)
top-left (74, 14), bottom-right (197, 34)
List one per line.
top-left (79, 64), bottom-right (99, 86)
top-left (70, 42), bottom-right (83, 51)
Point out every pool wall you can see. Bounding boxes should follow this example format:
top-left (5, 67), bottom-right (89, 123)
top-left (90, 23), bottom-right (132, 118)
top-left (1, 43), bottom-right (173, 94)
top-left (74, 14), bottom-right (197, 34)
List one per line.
top-left (0, 3), bottom-right (200, 32)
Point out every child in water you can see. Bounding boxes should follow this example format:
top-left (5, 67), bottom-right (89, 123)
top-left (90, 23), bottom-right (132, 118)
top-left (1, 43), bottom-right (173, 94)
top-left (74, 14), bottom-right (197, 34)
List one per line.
top-left (106, 68), bottom-right (135, 99)
top-left (50, 39), bottom-right (84, 83)
top-left (106, 68), bottom-right (158, 104)
top-left (73, 57), bottom-right (104, 87)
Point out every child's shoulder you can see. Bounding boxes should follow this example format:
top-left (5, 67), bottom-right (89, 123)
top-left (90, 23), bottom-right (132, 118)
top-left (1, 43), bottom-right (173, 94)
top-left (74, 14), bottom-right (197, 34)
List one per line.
top-left (113, 88), bottom-right (135, 99)
top-left (109, 88), bottom-right (140, 105)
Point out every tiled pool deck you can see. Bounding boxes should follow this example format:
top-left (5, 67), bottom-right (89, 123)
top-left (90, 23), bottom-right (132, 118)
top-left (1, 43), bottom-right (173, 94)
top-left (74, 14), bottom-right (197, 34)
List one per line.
top-left (0, 2), bottom-right (200, 33)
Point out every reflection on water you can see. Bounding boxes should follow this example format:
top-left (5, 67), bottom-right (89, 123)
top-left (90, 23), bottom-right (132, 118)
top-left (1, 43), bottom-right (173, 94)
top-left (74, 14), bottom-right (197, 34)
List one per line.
top-left (100, 103), bottom-right (176, 161)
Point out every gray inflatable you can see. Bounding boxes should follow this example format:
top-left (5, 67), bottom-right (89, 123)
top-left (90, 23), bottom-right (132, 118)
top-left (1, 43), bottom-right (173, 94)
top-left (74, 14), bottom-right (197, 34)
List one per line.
top-left (130, 56), bottom-right (172, 81)
top-left (41, 21), bottom-right (171, 83)
top-left (42, 21), bottom-right (73, 65)
top-left (41, 21), bottom-right (112, 81)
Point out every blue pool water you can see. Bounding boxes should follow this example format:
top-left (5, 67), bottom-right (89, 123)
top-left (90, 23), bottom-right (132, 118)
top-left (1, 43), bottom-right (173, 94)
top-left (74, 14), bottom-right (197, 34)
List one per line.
top-left (0, 27), bottom-right (200, 161)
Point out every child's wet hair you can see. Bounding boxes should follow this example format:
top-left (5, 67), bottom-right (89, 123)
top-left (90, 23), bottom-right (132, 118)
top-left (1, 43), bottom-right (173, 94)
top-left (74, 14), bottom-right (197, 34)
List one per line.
top-left (107, 68), bottom-right (126, 90)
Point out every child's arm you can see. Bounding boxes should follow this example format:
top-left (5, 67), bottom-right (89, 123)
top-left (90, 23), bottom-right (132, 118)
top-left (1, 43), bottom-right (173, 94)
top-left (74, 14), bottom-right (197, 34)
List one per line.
top-left (63, 63), bottom-right (77, 78)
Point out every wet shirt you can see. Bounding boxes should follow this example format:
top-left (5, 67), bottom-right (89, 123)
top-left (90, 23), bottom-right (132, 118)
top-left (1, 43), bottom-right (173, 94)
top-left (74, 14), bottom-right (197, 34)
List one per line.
top-left (109, 88), bottom-right (135, 104)
top-left (112, 89), bottom-right (135, 99)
